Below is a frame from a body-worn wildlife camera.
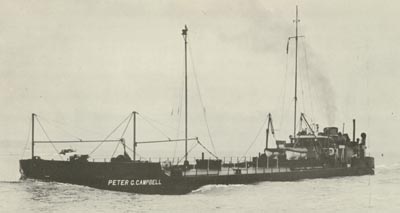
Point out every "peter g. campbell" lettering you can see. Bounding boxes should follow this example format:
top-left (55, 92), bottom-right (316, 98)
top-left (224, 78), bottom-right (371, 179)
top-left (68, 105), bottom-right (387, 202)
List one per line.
top-left (107, 179), bottom-right (162, 186)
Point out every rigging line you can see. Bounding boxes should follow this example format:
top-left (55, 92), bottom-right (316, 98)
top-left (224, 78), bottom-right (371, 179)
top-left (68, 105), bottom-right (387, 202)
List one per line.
top-left (278, 51), bottom-right (290, 131)
top-left (299, 60), bottom-right (307, 116)
top-left (242, 116), bottom-right (269, 158)
top-left (89, 113), bottom-right (131, 155)
top-left (37, 115), bottom-right (83, 141)
top-left (120, 113), bottom-right (133, 138)
top-left (176, 143), bottom-right (198, 165)
top-left (299, 40), bottom-right (306, 118)
top-left (174, 75), bottom-right (185, 158)
top-left (35, 117), bottom-right (63, 160)
top-left (138, 114), bottom-right (171, 140)
top-left (301, 39), bottom-right (316, 121)
top-left (197, 139), bottom-right (218, 159)
top-left (139, 112), bottom-right (179, 131)
top-left (175, 58), bottom-right (186, 135)
top-left (138, 113), bottom-right (180, 130)
top-left (38, 114), bottom-right (103, 138)
top-left (125, 144), bottom-right (145, 158)
top-left (20, 117), bottom-right (31, 159)
top-left (176, 57), bottom-right (185, 124)
top-left (174, 72), bottom-right (186, 157)
top-left (111, 141), bottom-right (121, 158)
top-left (299, 45), bottom-right (309, 119)
top-left (124, 145), bottom-right (143, 159)
top-left (188, 44), bottom-right (217, 155)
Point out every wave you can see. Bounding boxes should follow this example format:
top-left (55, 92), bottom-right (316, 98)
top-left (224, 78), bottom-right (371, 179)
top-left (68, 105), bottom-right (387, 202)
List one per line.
top-left (0, 180), bottom-right (22, 184)
top-left (376, 162), bottom-right (400, 170)
top-left (191, 184), bottom-right (244, 194)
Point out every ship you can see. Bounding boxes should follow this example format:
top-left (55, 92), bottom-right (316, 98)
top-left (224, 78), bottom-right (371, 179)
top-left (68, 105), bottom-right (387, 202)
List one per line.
top-left (19, 7), bottom-right (374, 195)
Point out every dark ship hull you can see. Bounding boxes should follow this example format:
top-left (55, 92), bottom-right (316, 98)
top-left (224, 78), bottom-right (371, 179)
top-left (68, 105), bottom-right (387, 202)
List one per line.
top-left (20, 157), bottom-right (374, 195)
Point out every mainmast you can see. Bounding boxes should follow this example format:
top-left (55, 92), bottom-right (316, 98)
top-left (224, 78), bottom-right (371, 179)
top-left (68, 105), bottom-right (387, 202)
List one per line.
top-left (293, 6), bottom-right (300, 143)
top-left (182, 25), bottom-right (189, 166)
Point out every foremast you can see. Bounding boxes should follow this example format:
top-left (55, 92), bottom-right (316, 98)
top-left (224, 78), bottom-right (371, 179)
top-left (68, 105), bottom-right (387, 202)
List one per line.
top-left (182, 25), bottom-right (189, 166)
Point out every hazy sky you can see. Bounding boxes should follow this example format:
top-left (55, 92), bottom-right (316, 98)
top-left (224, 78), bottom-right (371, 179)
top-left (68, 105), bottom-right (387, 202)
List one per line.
top-left (1, 0), bottom-right (399, 159)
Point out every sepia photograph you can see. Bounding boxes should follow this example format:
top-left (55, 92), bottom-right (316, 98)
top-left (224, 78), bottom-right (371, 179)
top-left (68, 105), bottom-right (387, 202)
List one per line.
top-left (0, 0), bottom-right (399, 212)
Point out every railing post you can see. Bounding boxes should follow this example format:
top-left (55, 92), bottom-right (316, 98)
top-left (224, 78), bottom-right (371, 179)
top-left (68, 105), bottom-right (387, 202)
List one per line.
top-left (270, 157), bottom-right (273, 173)
top-left (207, 158), bottom-right (209, 176)
top-left (277, 157), bottom-right (280, 172)
top-left (256, 157), bottom-right (258, 174)
top-left (246, 156), bottom-right (248, 174)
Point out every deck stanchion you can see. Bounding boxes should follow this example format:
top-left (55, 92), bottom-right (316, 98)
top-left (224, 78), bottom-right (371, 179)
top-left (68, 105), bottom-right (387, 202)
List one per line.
top-left (184, 158), bottom-right (187, 176)
top-left (277, 157), bottom-right (280, 172)
top-left (270, 157), bottom-right (273, 173)
top-left (207, 158), bottom-right (209, 176)
top-left (256, 157), bottom-right (258, 174)
top-left (246, 156), bottom-right (248, 174)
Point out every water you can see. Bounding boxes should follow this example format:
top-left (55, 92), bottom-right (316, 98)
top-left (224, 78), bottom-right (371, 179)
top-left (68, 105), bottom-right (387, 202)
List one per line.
top-left (1, 142), bottom-right (399, 212)
top-left (1, 167), bottom-right (400, 213)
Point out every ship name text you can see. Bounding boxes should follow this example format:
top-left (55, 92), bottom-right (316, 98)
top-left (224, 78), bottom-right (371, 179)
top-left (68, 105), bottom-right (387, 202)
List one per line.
top-left (107, 179), bottom-right (162, 186)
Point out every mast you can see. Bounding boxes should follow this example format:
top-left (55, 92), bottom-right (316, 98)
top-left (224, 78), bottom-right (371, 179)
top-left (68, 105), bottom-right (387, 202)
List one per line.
top-left (133, 111), bottom-right (137, 161)
top-left (32, 113), bottom-right (36, 159)
top-left (265, 128), bottom-right (269, 150)
top-left (266, 113), bottom-right (271, 150)
top-left (182, 25), bottom-right (189, 165)
top-left (122, 138), bottom-right (126, 155)
top-left (293, 6), bottom-right (299, 143)
top-left (265, 113), bottom-right (274, 150)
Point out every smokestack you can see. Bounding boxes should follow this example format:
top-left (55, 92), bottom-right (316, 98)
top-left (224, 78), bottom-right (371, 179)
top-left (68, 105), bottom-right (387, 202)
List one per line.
top-left (201, 152), bottom-right (204, 160)
top-left (352, 119), bottom-right (356, 142)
